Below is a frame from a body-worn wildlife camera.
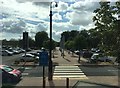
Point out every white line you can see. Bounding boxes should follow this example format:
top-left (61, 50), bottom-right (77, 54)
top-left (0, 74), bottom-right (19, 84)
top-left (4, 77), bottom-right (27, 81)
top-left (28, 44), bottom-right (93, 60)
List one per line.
top-left (55, 69), bottom-right (81, 71)
top-left (108, 70), bottom-right (118, 71)
top-left (54, 70), bottom-right (83, 72)
top-left (53, 75), bottom-right (87, 78)
top-left (54, 73), bottom-right (84, 75)
top-left (55, 67), bottom-right (80, 69)
top-left (55, 66), bottom-right (78, 67)
top-left (22, 73), bottom-right (29, 75)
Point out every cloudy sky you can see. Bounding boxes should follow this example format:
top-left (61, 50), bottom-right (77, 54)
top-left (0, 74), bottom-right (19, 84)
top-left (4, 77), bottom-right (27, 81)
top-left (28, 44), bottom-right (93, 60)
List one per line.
top-left (0, 0), bottom-right (118, 42)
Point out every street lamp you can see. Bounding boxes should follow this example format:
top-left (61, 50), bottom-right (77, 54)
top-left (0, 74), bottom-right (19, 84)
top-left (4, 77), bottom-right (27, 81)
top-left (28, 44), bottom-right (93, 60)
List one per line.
top-left (48, 2), bottom-right (58, 81)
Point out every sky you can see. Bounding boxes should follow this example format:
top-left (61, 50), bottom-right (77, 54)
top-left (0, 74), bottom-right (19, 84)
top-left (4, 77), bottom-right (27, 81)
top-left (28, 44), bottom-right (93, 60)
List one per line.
top-left (0, 0), bottom-right (119, 42)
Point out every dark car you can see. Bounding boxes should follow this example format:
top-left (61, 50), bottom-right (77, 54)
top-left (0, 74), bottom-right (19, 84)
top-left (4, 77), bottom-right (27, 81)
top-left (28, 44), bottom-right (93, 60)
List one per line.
top-left (82, 51), bottom-right (93, 58)
top-left (0, 65), bottom-right (22, 83)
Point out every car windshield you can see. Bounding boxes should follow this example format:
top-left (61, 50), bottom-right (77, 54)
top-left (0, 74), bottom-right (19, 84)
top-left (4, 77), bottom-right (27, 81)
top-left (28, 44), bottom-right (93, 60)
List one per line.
top-left (2, 66), bottom-right (14, 72)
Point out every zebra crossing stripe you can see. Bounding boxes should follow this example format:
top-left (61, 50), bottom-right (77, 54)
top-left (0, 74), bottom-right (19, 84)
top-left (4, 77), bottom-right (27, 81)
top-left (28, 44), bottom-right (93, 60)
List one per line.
top-left (54, 73), bottom-right (84, 75)
top-left (54, 70), bottom-right (83, 72)
top-left (53, 75), bottom-right (87, 78)
top-left (55, 69), bottom-right (81, 71)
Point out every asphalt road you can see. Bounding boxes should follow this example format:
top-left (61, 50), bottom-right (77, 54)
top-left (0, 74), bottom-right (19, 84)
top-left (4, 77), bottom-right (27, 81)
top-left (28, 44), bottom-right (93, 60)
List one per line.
top-left (2, 53), bottom-right (23, 66)
top-left (18, 65), bottom-right (119, 77)
top-left (79, 65), bottom-right (119, 76)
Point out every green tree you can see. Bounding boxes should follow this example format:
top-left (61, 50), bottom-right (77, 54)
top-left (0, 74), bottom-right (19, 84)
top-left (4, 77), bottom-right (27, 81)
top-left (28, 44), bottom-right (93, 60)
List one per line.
top-left (88, 28), bottom-right (101, 48)
top-left (28, 37), bottom-right (35, 48)
top-left (93, 1), bottom-right (116, 51)
top-left (35, 31), bottom-right (49, 49)
top-left (74, 35), bottom-right (87, 50)
top-left (43, 40), bottom-right (56, 50)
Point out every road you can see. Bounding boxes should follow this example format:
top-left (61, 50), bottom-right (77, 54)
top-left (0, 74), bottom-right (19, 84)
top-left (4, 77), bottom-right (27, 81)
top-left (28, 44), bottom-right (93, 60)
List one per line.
top-left (2, 53), bottom-right (23, 66)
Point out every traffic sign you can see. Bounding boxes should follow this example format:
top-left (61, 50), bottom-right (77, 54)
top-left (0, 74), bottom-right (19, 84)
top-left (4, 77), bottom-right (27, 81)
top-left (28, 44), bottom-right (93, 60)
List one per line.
top-left (39, 51), bottom-right (48, 66)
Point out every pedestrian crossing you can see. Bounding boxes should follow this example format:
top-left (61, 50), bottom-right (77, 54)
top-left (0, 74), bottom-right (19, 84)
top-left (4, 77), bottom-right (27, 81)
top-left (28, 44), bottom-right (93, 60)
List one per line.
top-left (53, 66), bottom-right (88, 79)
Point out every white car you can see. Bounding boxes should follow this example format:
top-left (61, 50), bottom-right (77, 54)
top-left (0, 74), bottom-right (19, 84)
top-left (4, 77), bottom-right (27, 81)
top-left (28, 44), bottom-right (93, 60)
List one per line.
top-left (91, 53), bottom-right (112, 62)
top-left (2, 50), bottom-right (13, 56)
top-left (20, 53), bottom-right (38, 62)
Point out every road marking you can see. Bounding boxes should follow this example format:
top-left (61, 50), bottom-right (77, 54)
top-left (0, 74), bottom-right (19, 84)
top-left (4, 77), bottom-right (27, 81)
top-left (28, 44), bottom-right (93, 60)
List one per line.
top-left (53, 75), bottom-right (87, 78)
top-left (22, 73), bottom-right (29, 75)
top-left (108, 70), bottom-right (118, 71)
top-left (54, 70), bottom-right (83, 72)
top-left (55, 69), bottom-right (81, 71)
top-left (54, 73), bottom-right (84, 75)
top-left (53, 66), bottom-right (88, 79)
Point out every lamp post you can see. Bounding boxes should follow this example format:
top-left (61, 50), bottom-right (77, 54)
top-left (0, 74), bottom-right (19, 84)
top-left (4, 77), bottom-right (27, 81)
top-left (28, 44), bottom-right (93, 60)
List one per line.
top-left (48, 2), bottom-right (58, 81)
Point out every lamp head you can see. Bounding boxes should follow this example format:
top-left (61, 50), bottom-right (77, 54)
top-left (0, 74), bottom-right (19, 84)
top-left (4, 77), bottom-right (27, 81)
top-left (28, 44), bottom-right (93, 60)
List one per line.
top-left (54, 2), bottom-right (58, 7)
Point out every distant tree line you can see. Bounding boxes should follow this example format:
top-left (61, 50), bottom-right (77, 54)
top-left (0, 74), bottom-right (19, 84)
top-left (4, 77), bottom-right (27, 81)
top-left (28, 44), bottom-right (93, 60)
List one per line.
top-left (2, 31), bottom-right (59, 50)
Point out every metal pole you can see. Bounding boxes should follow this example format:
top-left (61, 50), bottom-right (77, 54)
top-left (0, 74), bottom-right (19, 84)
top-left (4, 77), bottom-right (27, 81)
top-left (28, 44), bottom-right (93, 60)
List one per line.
top-left (43, 66), bottom-right (45, 88)
top-left (48, 2), bottom-right (53, 80)
top-left (66, 78), bottom-right (69, 88)
top-left (78, 49), bottom-right (80, 63)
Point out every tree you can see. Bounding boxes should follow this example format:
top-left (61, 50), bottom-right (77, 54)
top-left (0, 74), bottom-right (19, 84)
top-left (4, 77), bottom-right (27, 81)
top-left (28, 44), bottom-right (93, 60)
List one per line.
top-left (74, 35), bottom-right (87, 50)
top-left (28, 37), bottom-right (35, 48)
top-left (35, 31), bottom-right (49, 49)
top-left (88, 28), bottom-right (101, 48)
top-left (93, 1), bottom-right (116, 51)
top-left (43, 40), bottom-right (56, 50)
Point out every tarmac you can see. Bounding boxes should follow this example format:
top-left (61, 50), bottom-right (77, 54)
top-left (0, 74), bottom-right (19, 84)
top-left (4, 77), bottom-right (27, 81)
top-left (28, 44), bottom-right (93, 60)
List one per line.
top-left (10, 47), bottom-right (119, 88)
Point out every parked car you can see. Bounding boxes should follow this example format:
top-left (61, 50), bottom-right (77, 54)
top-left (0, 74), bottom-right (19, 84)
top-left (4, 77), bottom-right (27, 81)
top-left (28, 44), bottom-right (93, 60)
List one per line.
top-left (18, 48), bottom-right (25, 53)
top-left (82, 50), bottom-right (93, 58)
top-left (30, 52), bottom-right (39, 57)
top-left (19, 53), bottom-right (38, 62)
top-left (74, 50), bottom-right (79, 55)
top-left (90, 53), bottom-right (112, 63)
top-left (2, 50), bottom-right (13, 56)
top-left (0, 65), bottom-right (22, 83)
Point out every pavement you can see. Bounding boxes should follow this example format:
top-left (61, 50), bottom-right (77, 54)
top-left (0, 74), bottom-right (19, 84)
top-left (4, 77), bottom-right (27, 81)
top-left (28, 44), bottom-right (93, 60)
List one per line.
top-left (8, 47), bottom-right (119, 88)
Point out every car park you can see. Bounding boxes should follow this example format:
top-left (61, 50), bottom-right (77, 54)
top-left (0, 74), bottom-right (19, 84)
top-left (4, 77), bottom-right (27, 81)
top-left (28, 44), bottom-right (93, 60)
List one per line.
top-left (0, 65), bottom-right (22, 83)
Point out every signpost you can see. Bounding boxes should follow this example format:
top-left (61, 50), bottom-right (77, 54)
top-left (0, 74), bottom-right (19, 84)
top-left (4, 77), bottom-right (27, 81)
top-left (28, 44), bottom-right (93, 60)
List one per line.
top-left (39, 51), bottom-right (48, 88)
top-left (23, 32), bottom-right (28, 66)
top-left (61, 35), bottom-right (65, 58)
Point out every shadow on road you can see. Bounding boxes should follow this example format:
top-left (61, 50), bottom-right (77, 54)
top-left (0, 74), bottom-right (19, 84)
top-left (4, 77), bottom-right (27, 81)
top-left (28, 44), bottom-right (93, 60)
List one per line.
top-left (48, 81), bottom-right (55, 88)
top-left (72, 81), bottom-right (118, 88)
top-left (64, 58), bottom-right (71, 62)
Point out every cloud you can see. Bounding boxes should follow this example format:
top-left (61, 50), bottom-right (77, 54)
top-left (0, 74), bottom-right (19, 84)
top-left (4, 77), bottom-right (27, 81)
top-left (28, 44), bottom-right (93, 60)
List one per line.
top-left (16, 0), bottom-right (51, 3)
top-left (0, 0), bottom-right (101, 41)
top-left (52, 31), bottom-right (61, 42)
top-left (36, 22), bottom-right (48, 32)
top-left (79, 23), bottom-right (95, 31)
top-left (53, 13), bottom-right (62, 20)
top-left (65, 11), bottom-right (94, 26)
top-left (52, 22), bottom-right (79, 33)
top-left (69, 0), bottom-right (100, 12)
top-left (1, 19), bottom-right (26, 34)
